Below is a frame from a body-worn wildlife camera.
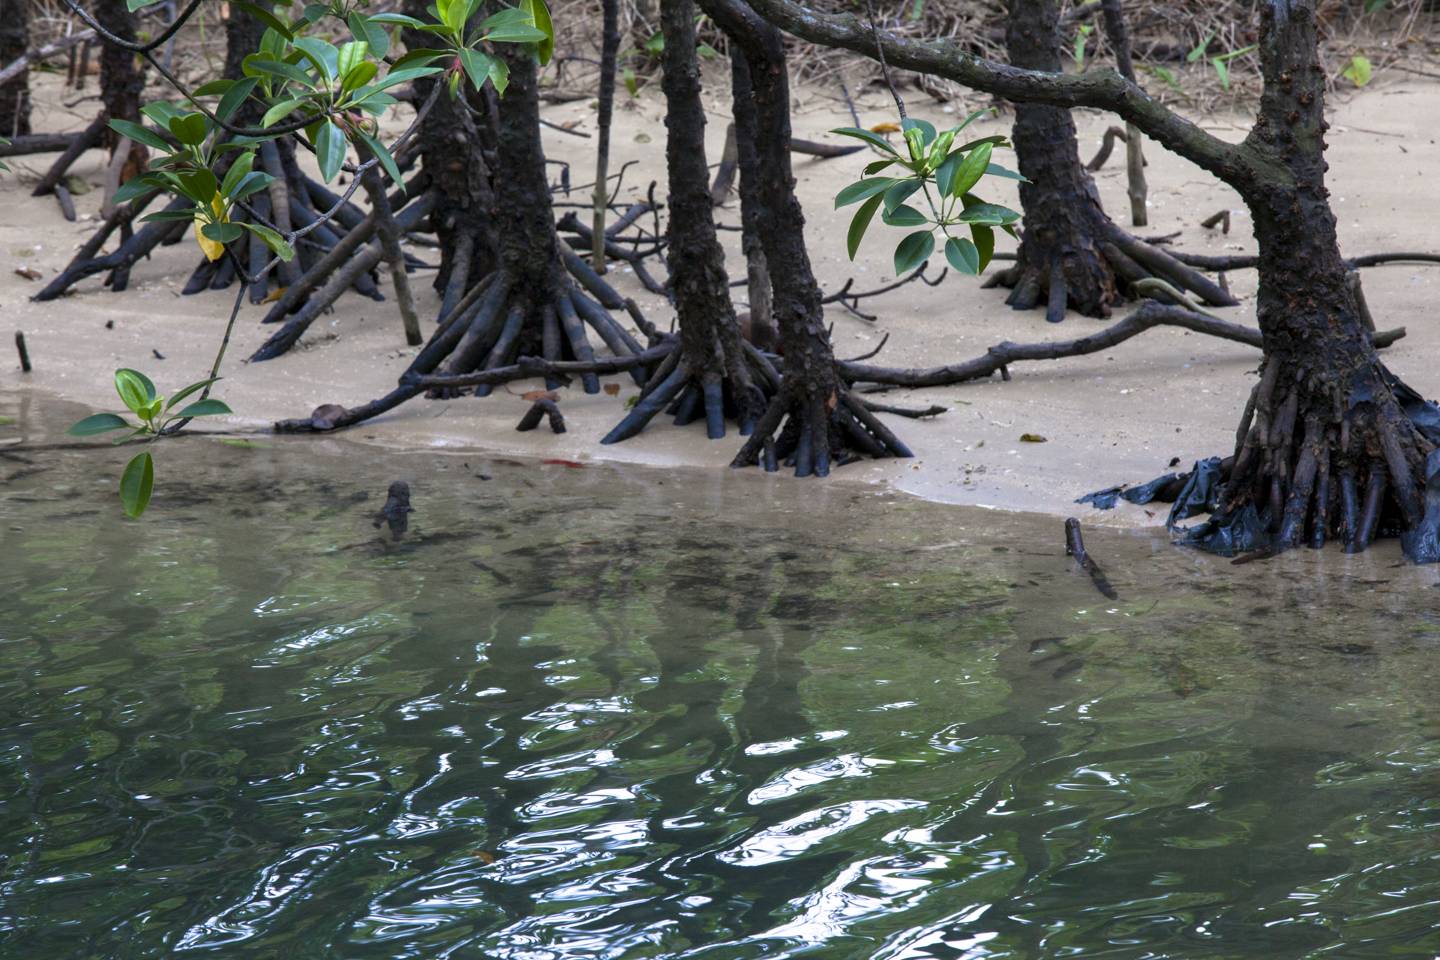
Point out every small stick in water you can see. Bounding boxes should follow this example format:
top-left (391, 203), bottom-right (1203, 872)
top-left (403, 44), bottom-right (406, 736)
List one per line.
top-left (15, 332), bottom-right (31, 373)
top-left (1065, 517), bottom-right (1118, 600)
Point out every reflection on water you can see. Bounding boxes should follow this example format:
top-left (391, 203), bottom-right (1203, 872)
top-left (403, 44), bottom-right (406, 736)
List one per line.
top-left (2, 392), bottom-right (1439, 959)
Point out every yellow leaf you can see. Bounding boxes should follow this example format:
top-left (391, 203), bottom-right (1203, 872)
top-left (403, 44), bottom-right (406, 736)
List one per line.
top-left (194, 195), bottom-right (228, 263)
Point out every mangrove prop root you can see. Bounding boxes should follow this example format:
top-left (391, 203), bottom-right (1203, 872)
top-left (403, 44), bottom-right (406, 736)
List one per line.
top-left (840, 301), bottom-right (1405, 389)
top-left (1085, 125), bottom-right (1126, 171)
top-left (15, 332), bottom-right (32, 373)
top-left (1201, 209), bottom-right (1231, 233)
top-left (1065, 517), bottom-right (1118, 600)
top-left (516, 397), bottom-right (566, 434)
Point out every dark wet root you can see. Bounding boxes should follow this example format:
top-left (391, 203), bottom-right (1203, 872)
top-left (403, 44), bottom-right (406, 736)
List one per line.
top-left (730, 383), bottom-right (913, 478)
top-left (599, 339), bottom-right (777, 444)
top-left (983, 224), bottom-right (1238, 323)
top-left (416, 270), bottom-right (648, 400)
top-left (1161, 363), bottom-right (1439, 561)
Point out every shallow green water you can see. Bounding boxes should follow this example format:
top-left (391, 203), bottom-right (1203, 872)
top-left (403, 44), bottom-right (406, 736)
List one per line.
top-left (2, 392), bottom-right (1439, 959)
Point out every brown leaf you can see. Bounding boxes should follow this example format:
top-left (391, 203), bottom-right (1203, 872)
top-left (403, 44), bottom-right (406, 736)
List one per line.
top-left (13, 266), bottom-right (42, 281)
top-left (826, 390), bottom-right (838, 412)
top-left (522, 389), bottom-right (559, 403)
top-left (1019, 433), bottom-right (1047, 443)
top-left (869, 122), bottom-right (901, 134)
top-left (475, 850), bottom-right (498, 864)
top-left (542, 459), bottom-right (585, 468)
top-left (603, 383), bottom-right (621, 396)
top-left (262, 286), bottom-right (288, 304)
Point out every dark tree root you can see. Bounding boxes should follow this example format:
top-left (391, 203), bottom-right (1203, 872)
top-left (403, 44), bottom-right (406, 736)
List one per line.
top-left (1132, 363), bottom-right (1440, 563)
top-left (599, 339), bottom-right (776, 444)
top-left (729, 381), bottom-right (913, 478)
top-left (517, 397), bottom-right (566, 433)
top-left (246, 192), bottom-right (436, 361)
top-left (273, 343), bottom-right (670, 433)
top-left (32, 191), bottom-right (188, 301)
top-left (840, 300), bottom-right (1406, 390)
top-left (982, 223), bottom-right (1238, 323)
top-left (414, 263), bottom-right (649, 402)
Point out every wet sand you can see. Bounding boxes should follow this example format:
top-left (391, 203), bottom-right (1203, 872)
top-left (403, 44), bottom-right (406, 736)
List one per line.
top-left (3, 67), bottom-right (1437, 525)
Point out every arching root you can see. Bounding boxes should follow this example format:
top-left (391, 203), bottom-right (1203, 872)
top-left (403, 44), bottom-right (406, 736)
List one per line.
top-left (983, 224), bottom-right (1238, 323)
top-left (730, 379), bottom-right (913, 478)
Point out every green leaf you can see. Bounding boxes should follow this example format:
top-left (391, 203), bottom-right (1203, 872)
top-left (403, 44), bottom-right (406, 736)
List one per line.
top-left (68, 413), bottom-right (134, 437)
top-left (108, 119), bottom-right (172, 153)
top-left (192, 79), bottom-right (237, 97)
top-left (970, 224), bottom-right (995, 272)
top-left (368, 13), bottom-right (427, 26)
top-left (244, 222), bottom-right (295, 261)
top-left (168, 113), bottom-right (209, 147)
top-left (175, 399), bottom-right (233, 418)
top-left (348, 13), bottom-right (391, 59)
top-left (523, 0), bottom-right (555, 65)
top-left (985, 162), bottom-right (1027, 182)
top-left (233, 1), bottom-right (295, 40)
top-left (846, 193), bottom-right (883, 261)
top-left (164, 378), bottom-right (221, 411)
top-left (293, 38), bottom-right (341, 83)
top-left (245, 57), bottom-right (317, 89)
top-left (1211, 57), bottom-right (1230, 90)
top-left (831, 126), bottom-right (899, 156)
top-left (342, 60), bottom-right (379, 94)
top-left (460, 48), bottom-right (498, 92)
top-left (947, 142), bottom-right (993, 198)
top-left (114, 369), bottom-right (157, 413)
top-left (215, 77), bottom-right (259, 124)
top-left (112, 175), bottom-right (163, 205)
top-left (201, 222), bottom-right (244, 245)
top-left (142, 209), bottom-right (204, 223)
top-left (120, 452), bottom-right (155, 519)
top-left (881, 203), bottom-right (928, 227)
top-left (893, 230), bottom-right (934, 275)
top-left (835, 177), bottom-right (896, 208)
top-left (882, 179), bottom-right (922, 213)
top-left (314, 120), bottom-right (346, 183)
top-left (1342, 55), bottom-right (1372, 87)
top-left (220, 151), bottom-right (255, 198)
top-left (863, 158), bottom-right (898, 175)
top-left (261, 97), bottom-right (307, 128)
top-left (337, 40), bottom-right (370, 83)
top-left (356, 131), bottom-right (402, 188)
top-left (944, 235), bottom-right (980, 275)
top-left (956, 201), bottom-right (1020, 226)
top-left (178, 168), bottom-right (219, 204)
top-left (231, 171), bottom-right (274, 202)
top-left (901, 117), bottom-right (936, 147)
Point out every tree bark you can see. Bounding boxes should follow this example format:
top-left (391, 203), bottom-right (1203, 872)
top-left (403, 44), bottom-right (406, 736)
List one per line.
top-left (0, 0), bottom-right (31, 138)
top-left (94, 1), bottom-right (143, 153)
top-left (704, 0), bottom-right (911, 475)
top-left (1002, 0), bottom-right (1120, 321)
top-left (730, 52), bottom-right (774, 347)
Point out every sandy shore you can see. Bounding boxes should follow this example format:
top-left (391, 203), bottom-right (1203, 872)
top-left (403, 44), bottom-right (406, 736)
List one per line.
top-left (4, 67), bottom-right (1438, 524)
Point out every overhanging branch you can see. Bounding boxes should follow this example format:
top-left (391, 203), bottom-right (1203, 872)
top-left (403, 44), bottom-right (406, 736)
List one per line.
top-left (742, 0), bottom-right (1274, 191)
